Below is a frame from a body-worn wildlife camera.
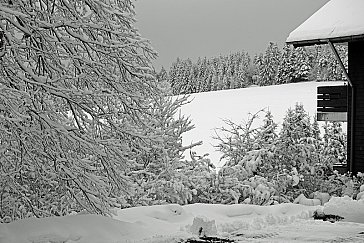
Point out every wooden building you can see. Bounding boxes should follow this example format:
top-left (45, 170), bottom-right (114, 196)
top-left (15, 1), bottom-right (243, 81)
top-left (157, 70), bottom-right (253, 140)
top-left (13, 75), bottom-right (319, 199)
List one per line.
top-left (286, 0), bottom-right (364, 175)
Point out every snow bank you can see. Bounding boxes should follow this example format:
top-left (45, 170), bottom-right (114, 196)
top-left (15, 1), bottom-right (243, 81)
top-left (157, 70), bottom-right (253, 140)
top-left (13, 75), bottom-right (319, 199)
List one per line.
top-left (324, 196), bottom-right (364, 223)
top-left (182, 203), bottom-right (319, 233)
top-left (3, 201), bottom-right (364, 243)
top-left (0, 203), bottom-right (320, 243)
top-left (116, 203), bottom-right (321, 236)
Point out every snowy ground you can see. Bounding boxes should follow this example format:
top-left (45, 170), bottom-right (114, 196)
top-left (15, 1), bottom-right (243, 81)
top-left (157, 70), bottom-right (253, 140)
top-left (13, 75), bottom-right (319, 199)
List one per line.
top-left (178, 81), bottom-right (346, 167)
top-left (1, 197), bottom-right (364, 243)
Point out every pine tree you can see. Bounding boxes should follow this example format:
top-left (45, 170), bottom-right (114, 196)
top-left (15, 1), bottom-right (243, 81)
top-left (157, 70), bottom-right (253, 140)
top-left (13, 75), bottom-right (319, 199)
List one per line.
top-left (257, 42), bottom-right (281, 86)
top-left (253, 53), bottom-right (264, 85)
top-left (291, 47), bottom-right (311, 82)
top-left (276, 44), bottom-right (293, 84)
top-left (277, 104), bottom-right (314, 171)
top-left (128, 92), bottom-right (198, 206)
top-left (322, 122), bottom-right (347, 165)
top-left (169, 58), bottom-right (182, 94)
top-left (312, 44), bottom-right (348, 81)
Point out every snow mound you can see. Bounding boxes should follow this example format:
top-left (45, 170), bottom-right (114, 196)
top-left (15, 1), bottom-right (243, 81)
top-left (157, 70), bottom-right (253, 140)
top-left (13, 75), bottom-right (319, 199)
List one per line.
top-left (323, 196), bottom-right (364, 224)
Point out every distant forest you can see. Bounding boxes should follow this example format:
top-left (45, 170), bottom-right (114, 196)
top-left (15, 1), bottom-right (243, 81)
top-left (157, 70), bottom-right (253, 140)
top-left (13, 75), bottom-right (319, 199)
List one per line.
top-left (157, 43), bottom-right (348, 95)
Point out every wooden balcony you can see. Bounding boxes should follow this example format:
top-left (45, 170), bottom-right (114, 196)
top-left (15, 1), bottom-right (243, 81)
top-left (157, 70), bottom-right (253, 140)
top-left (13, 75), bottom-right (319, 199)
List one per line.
top-left (317, 85), bottom-right (348, 121)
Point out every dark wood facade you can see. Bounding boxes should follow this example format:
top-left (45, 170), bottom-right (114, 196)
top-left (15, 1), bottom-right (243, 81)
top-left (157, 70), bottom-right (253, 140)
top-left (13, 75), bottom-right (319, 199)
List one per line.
top-left (348, 40), bottom-right (364, 174)
top-left (317, 85), bottom-right (348, 113)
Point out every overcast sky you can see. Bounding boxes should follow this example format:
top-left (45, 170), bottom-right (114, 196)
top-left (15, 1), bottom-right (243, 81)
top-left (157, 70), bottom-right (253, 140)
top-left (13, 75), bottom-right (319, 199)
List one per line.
top-left (134, 0), bottom-right (330, 70)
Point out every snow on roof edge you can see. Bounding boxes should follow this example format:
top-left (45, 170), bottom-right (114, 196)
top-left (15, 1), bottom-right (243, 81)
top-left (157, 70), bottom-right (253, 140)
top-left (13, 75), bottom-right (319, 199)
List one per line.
top-left (286, 0), bottom-right (364, 45)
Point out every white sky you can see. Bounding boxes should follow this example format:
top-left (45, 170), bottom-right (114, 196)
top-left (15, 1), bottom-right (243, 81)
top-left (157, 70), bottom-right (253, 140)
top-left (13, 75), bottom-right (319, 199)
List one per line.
top-left (134, 0), bottom-right (330, 70)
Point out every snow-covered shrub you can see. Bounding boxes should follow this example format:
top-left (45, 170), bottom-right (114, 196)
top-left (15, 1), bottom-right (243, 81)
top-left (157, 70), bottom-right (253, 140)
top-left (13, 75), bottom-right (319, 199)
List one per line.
top-left (202, 165), bottom-right (244, 204)
top-left (319, 171), bottom-right (364, 198)
top-left (214, 110), bottom-right (277, 169)
top-left (240, 176), bottom-right (277, 205)
top-left (214, 105), bottom-right (348, 204)
top-left (185, 154), bottom-right (218, 204)
top-left (188, 165), bottom-right (278, 205)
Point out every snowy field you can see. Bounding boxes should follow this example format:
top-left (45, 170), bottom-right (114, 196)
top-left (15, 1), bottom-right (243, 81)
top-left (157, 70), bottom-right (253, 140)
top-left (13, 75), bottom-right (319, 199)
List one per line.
top-left (178, 81), bottom-right (347, 167)
top-left (2, 197), bottom-right (364, 243)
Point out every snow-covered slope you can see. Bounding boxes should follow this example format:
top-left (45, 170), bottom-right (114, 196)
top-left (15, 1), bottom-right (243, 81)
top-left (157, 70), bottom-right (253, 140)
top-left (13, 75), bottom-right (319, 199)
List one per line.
top-left (179, 81), bottom-right (346, 167)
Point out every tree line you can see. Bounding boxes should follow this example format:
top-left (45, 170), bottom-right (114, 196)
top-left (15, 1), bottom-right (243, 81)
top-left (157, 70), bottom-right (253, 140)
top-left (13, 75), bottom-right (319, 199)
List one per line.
top-left (159, 42), bottom-right (348, 95)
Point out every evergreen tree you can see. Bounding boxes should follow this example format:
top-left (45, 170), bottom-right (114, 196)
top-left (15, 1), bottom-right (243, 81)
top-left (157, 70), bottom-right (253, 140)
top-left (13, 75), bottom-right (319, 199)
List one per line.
top-left (257, 42), bottom-right (281, 86)
top-left (277, 104), bottom-right (314, 171)
top-left (128, 92), bottom-right (198, 206)
top-left (322, 122), bottom-right (347, 165)
top-left (291, 47), bottom-right (311, 82)
top-left (312, 44), bottom-right (348, 81)
top-left (252, 53), bottom-right (265, 85)
top-left (169, 58), bottom-right (182, 94)
top-left (276, 44), bottom-right (293, 84)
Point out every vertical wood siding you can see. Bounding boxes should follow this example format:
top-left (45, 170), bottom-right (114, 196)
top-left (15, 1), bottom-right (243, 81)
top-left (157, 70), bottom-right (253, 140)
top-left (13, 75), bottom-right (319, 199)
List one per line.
top-left (348, 41), bottom-right (364, 174)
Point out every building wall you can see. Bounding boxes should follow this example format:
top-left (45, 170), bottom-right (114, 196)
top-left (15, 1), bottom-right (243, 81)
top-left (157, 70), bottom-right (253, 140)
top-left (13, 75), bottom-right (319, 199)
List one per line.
top-left (348, 40), bottom-right (364, 174)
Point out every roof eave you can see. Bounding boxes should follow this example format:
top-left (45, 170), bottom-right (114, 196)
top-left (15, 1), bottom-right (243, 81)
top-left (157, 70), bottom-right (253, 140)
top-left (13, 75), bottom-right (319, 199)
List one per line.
top-left (286, 34), bottom-right (364, 47)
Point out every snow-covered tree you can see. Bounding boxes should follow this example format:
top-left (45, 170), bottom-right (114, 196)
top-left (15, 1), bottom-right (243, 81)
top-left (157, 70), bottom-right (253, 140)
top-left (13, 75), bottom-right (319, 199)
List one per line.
top-left (277, 104), bottom-right (315, 171)
top-left (276, 44), bottom-right (293, 84)
top-left (322, 122), bottom-right (347, 165)
top-left (127, 92), bottom-right (199, 206)
top-left (311, 44), bottom-right (348, 81)
top-left (255, 42), bottom-right (281, 86)
top-left (276, 105), bottom-right (336, 196)
top-left (0, 0), bottom-right (195, 218)
top-left (291, 47), bottom-right (311, 82)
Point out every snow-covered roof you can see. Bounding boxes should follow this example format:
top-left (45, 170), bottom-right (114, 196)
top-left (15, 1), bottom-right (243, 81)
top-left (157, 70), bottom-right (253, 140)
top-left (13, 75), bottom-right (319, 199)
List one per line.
top-left (286, 0), bottom-right (364, 46)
